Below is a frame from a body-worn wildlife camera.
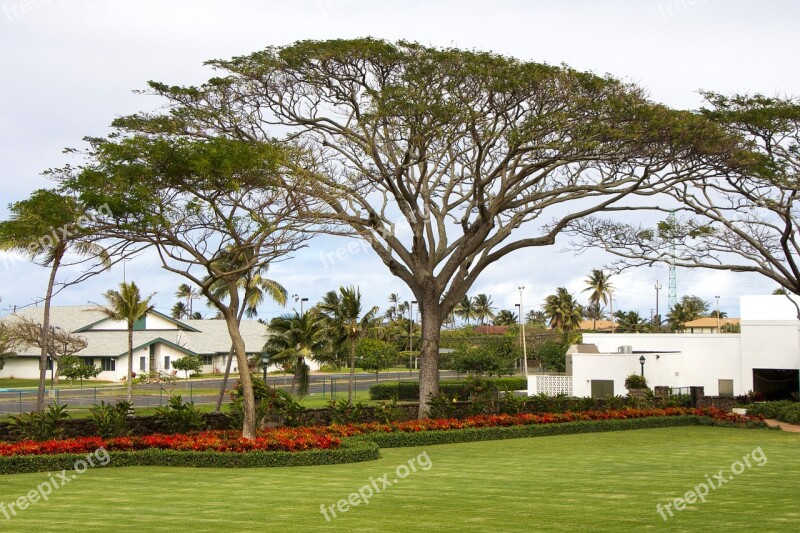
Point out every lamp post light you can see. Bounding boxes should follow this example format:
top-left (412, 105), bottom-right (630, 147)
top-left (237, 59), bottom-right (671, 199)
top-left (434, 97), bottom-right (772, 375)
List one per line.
top-left (639, 355), bottom-right (645, 377)
top-left (300, 297), bottom-right (309, 316)
top-left (261, 353), bottom-right (271, 384)
top-left (654, 281), bottom-right (662, 328)
top-left (715, 296), bottom-right (721, 334)
top-left (518, 286), bottom-right (528, 375)
top-left (409, 300), bottom-right (417, 375)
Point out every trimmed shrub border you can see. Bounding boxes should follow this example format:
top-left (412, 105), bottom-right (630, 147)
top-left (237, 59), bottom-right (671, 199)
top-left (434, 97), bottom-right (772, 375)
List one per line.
top-left (0, 437), bottom-right (380, 475)
top-left (0, 411), bottom-right (768, 475)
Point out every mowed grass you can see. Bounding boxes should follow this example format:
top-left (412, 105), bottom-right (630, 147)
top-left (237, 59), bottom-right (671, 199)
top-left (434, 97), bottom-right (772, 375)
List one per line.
top-left (0, 426), bottom-right (798, 532)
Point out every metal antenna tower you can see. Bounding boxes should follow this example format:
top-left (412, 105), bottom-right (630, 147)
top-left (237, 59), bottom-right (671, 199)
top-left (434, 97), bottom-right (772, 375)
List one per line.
top-left (667, 211), bottom-right (678, 309)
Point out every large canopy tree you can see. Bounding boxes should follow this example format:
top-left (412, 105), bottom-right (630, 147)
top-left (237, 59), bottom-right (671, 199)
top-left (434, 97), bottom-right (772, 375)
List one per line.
top-left (61, 135), bottom-right (312, 438)
top-left (113, 39), bottom-right (746, 416)
top-left (568, 93), bottom-right (800, 316)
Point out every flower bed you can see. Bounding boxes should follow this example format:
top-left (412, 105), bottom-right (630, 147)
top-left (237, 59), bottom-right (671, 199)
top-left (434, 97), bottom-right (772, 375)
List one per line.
top-left (0, 428), bottom-right (340, 457)
top-left (305, 407), bottom-right (762, 438)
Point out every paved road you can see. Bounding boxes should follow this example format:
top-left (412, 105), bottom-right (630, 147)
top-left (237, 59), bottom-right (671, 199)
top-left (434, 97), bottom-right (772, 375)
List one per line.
top-left (0, 370), bottom-right (464, 414)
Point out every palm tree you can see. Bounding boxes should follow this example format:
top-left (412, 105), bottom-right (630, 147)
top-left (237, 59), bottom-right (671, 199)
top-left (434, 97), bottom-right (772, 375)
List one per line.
top-left (388, 293), bottom-right (401, 321)
top-left (454, 295), bottom-right (475, 325)
top-left (0, 189), bottom-right (110, 411)
top-left (175, 283), bottom-right (198, 316)
top-left (525, 310), bottom-right (547, 328)
top-left (707, 310), bottom-right (728, 319)
top-left (94, 281), bottom-right (154, 402)
top-left (667, 295), bottom-right (710, 331)
top-left (171, 301), bottom-right (188, 320)
top-left (317, 286), bottom-right (379, 401)
top-left (543, 287), bottom-right (583, 332)
top-left (207, 264), bottom-right (288, 412)
top-left (472, 294), bottom-right (496, 325)
top-left (582, 269), bottom-right (613, 331)
top-left (263, 312), bottom-right (326, 396)
top-left (614, 310), bottom-right (648, 333)
top-left (493, 309), bottom-right (518, 326)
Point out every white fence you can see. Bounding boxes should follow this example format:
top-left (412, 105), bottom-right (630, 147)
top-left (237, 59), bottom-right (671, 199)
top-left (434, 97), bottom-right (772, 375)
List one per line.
top-left (527, 375), bottom-right (573, 396)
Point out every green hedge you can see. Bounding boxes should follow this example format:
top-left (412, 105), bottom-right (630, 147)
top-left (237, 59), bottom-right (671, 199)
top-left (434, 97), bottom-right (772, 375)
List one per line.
top-left (370, 378), bottom-right (527, 400)
top-left (360, 416), bottom-right (718, 448)
top-left (745, 401), bottom-right (800, 424)
top-left (0, 439), bottom-right (380, 475)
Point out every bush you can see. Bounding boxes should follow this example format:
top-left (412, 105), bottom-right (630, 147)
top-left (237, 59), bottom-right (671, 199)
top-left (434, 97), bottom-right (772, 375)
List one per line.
top-left (328, 399), bottom-right (365, 425)
top-left (745, 400), bottom-right (800, 423)
top-left (0, 439), bottom-right (380, 475)
top-left (9, 403), bottom-right (69, 441)
top-left (154, 395), bottom-right (205, 433)
top-left (624, 374), bottom-right (648, 390)
top-left (90, 400), bottom-right (133, 438)
top-left (451, 336), bottom-right (520, 376)
top-left (533, 339), bottom-right (568, 373)
top-left (228, 379), bottom-right (306, 428)
top-left (370, 378), bottom-right (527, 401)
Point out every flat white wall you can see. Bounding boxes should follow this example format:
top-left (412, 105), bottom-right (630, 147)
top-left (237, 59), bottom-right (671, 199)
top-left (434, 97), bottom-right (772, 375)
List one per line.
top-left (0, 358), bottom-right (40, 379)
top-left (571, 352), bottom-right (685, 397)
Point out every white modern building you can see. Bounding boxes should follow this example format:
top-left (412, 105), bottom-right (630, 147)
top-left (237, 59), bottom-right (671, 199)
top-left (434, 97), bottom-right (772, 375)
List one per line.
top-left (0, 305), bottom-right (283, 381)
top-left (529, 295), bottom-right (800, 400)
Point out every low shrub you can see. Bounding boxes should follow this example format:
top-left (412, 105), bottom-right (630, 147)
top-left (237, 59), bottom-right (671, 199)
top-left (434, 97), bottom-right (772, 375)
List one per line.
top-left (746, 401), bottom-right (800, 424)
top-left (370, 377), bottom-right (527, 401)
top-left (0, 438), bottom-right (379, 475)
top-left (8, 404), bottom-right (69, 441)
top-left (328, 399), bottom-right (365, 425)
top-left (624, 374), bottom-right (648, 390)
top-left (89, 400), bottom-right (133, 438)
top-left (154, 395), bottom-right (205, 434)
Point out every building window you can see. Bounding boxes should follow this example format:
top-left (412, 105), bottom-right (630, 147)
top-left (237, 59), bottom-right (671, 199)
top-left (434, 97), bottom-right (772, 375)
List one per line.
top-left (101, 358), bottom-right (116, 372)
top-left (83, 358), bottom-right (95, 368)
top-left (718, 379), bottom-right (734, 398)
top-left (591, 380), bottom-right (614, 398)
top-left (201, 355), bottom-right (213, 366)
top-left (140, 356), bottom-right (146, 372)
top-left (164, 356), bottom-right (171, 370)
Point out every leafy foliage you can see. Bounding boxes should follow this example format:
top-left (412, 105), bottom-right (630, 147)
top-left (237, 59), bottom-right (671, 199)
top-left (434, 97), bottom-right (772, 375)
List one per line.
top-left (9, 403), bottom-right (70, 441)
top-left (624, 374), bottom-right (649, 390)
top-left (154, 395), bottom-right (205, 434)
top-left (89, 400), bottom-right (133, 438)
top-left (451, 335), bottom-right (520, 376)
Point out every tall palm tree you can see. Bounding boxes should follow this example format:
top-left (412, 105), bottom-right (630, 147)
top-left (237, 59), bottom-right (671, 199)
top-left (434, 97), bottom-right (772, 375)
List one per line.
top-left (317, 286), bottom-right (379, 401)
top-left (0, 189), bottom-right (110, 411)
top-left (472, 294), bottom-right (496, 325)
top-left (543, 287), bottom-right (583, 332)
top-left (614, 310), bottom-right (648, 333)
top-left (95, 281), bottom-right (154, 402)
top-left (525, 310), bottom-right (547, 328)
top-left (263, 312), bottom-right (326, 396)
top-left (493, 309), bottom-right (518, 326)
top-left (454, 295), bottom-right (475, 325)
top-left (175, 283), bottom-right (198, 316)
top-left (207, 264), bottom-right (288, 411)
top-left (171, 301), bottom-right (188, 320)
top-left (582, 269), bottom-right (613, 331)
top-left (388, 293), bottom-right (401, 322)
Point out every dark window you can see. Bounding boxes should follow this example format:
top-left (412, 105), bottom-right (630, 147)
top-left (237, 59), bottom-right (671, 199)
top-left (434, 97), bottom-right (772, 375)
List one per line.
top-left (164, 356), bottom-right (171, 370)
top-left (201, 355), bottom-right (213, 366)
top-left (101, 358), bottom-right (116, 372)
top-left (591, 380), bottom-right (614, 398)
top-left (140, 356), bottom-right (146, 372)
top-left (83, 358), bottom-right (95, 367)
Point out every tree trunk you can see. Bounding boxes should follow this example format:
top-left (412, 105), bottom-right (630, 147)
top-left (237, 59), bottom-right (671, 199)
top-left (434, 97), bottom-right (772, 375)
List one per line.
top-left (222, 312), bottom-right (257, 439)
top-left (214, 346), bottom-right (235, 412)
top-left (348, 338), bottom-right (355, 402)
top-left (417, 294), bottom-right (443, 419)
top-left (214, 308), bottom-right (245, 413)
top-left (126, 326), bottom-right (133, 403)
top-left (36, 255), bottom-right (61, 412)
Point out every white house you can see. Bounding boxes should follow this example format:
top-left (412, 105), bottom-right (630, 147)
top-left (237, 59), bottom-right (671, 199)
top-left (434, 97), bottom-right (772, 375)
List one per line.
top-left (0, 305), bottom-right (289, 381)
top-left (529, 295), bottom-right (800, 400)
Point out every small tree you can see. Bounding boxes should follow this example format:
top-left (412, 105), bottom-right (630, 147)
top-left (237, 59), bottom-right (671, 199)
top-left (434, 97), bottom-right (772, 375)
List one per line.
top-left (355, 338), bottom-right (398, 381)
top-left (172, 355), bottom-right (203, 384)
top-left (452, 336), bottom-right (520, 376)
top-left (59, 355), bottom-right (102, 388)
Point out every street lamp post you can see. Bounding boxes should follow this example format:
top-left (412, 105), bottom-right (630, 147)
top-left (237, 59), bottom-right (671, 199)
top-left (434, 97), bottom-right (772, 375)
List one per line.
top-left (409, 301), bottom-right (417, 375)
top-left (639, 355), bottom-right (645, 377)
top-left (261, 353), bottom-right (271, 384)
top-left (300, 297), bottom-right (309, 316)
top-left (519, 286), bottom-right (528, 375)
top-left (715, 296), bottom-right (721, 333)
top-left (610, 290), bottom-right (616, 333)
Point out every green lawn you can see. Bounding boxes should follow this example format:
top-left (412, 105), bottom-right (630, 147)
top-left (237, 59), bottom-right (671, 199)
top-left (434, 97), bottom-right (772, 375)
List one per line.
top-left (0, 426), bottom-right (797, 531)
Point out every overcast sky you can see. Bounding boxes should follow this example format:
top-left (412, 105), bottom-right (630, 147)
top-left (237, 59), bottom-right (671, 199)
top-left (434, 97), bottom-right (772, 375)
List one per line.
top-left (1, 0), bottom-right (798, 320)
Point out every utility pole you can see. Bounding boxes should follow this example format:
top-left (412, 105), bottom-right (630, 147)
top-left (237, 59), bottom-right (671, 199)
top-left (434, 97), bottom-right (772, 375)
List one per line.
top-left (654, 281), bottom-right (662, 328)
top-left (715, 296), bottom-right (721, 333)
top-left (610, 289), bottom-right (616, 333)
top-left (519, 286), bottom-right (528, 375)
